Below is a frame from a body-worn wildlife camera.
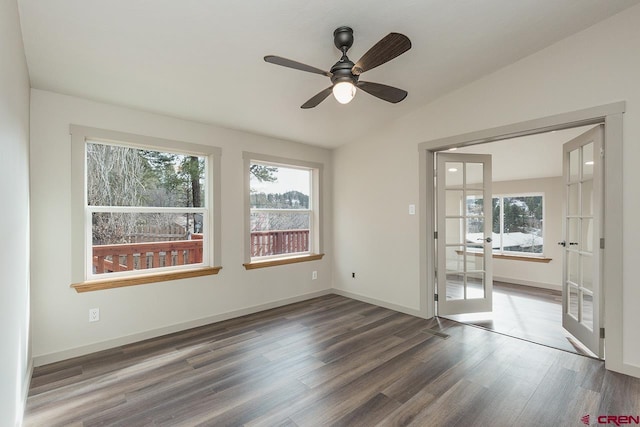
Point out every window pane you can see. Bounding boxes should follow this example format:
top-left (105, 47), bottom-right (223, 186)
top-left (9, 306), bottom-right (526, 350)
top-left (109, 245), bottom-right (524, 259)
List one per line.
top-left (568, 184), bottom-right (579, 216)
top-left (581, 254), bottom-right (593, 292)
top-left (581, 218), bottom-right (593, 253)
top-left (466, 218), bottom-right (484, 250)
top-left (87, 142), bottom-right (206, 208)
top-left (466, 251), bottom-right (484, 273)
top-left (582, 292), bottom-right (594, 330)
top-left (582, 143), bottom-right (594, 181)
top-left (446, 273), bottom-right (464, 301)
top-left (568, 250), bottom-right (579, 285)
top-left (445, 246), bottom-right (465, 273)
top-left (582, 179), bottom-right (593, 216)
top-left (569, 148), bottom-right (579, 182)
top-left (250, 211), bottom-right (310, 257)
top-left (446, 218), bottom-right (464, 244)
top-left (91, 212), bottom-right (204, 275)
top-left (445, 190), bottom-right (464, 216)
top-left (465, 191), bottom-right (484, 217)
top-left (249, 163), bottom-right (313, 258)
top-left (250, 211), bottom-right (310, 232)
top-left (492, 198), bottom-right (500, 234)
top-left (501, 196), bottom-right (543, 253)
top-left (467, 272), bottom-right (485, 299)
top-left (568, 285), bottom-right (579, 320)
top-left (465, 163), bottom-right (484, 189)
top-left (250, 164), bottom-right (310, 209)
top-left (445, 162), bottom-right (463, 188)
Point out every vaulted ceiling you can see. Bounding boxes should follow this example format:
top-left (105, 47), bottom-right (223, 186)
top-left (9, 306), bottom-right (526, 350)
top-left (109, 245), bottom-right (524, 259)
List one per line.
top-left (17, 0), bottom-right (640, 147)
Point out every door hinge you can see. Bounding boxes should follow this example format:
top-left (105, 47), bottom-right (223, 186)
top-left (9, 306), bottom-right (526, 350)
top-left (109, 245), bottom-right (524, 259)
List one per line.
top-left (600, 328), bottom-right (605, 339)
top-left (600, 238), bottom-right (605, 249)
top-left (434, 294), bottom-right (439, 302)
top-left (434, 231), bottom-right (438, 239)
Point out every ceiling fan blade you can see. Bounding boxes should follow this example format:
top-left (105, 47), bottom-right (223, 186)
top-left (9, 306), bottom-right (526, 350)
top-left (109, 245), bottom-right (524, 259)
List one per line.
top-left (264, 55), bottom-right (332, 77)
top-left (352, 33), bottom-right (411, 76)
top-left (357, 81), bottom-right (407, 103)
top-left (301, 87), bottom-right (333, 109)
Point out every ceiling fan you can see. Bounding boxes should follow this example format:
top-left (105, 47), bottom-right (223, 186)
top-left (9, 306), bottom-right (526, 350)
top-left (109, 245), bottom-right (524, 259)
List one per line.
top-left (264, 26), bottom-right (411, 108)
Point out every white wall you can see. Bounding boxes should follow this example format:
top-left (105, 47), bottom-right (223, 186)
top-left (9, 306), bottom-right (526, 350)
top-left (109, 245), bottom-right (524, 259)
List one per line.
top-left (30, 89), bottom-right (333, 364)
top-left (492, 177), bottom-right (563, 290)
top-left (333, 4), bottom-right (640, 372)
top-left (0, 0), bottom-right (31, 424)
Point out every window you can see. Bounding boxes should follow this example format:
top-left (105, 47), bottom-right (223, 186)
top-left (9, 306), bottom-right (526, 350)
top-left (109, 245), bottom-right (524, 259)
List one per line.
top-left (479, 194), bottom-right (544, 255)
top-left (70, 126), bottom-right (221, 291)
top-left (243, 153), bottom-right (323, 268)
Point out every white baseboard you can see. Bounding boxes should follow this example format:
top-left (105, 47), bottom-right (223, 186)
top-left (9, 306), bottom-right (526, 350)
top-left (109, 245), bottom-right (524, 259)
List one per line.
top-left (33, 289), bottom-right (332, 367)
top-left (493, 275), bottom-right (562, 292)
top-left (604, 358), bottom-right (640, 378)
top-left (331, 288), bottom-right (426, 319)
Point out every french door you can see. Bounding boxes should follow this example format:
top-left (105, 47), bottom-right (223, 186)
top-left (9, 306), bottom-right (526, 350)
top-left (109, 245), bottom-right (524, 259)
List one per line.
top-left (562, 125), bottom-right (604, 358)
top-left (436, 153), bottom-right (493, 315)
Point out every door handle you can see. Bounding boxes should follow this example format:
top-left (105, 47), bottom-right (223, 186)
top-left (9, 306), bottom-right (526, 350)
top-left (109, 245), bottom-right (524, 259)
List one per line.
top-left (569, 242), bottom-right (578, 246)
top-left (477, 237), bottom-right (493, 243)
top-left (558, 241), bottom-right (566, 247)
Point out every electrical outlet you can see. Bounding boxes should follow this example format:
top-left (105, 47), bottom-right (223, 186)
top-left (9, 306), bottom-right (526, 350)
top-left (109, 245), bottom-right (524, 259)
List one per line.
top-left (409, 204), bottom-right (416, 215)
top-left (89, 308), bottom-right (100, 322)
top-left (312, 271), bottom-right (318, 280)
top-left (352, 272), bottom-right (356, 279)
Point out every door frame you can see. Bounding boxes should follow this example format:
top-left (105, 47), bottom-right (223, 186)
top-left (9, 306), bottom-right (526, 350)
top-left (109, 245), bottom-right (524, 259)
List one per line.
top-left (418, 101), bottom-right (628, 374)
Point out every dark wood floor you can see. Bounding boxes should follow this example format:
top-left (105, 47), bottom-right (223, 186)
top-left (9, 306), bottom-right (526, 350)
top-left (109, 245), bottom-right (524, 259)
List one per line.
top-left (445, 281), bottom-right (588, 354)
top-left (25, 295), bottom-right (640, 426)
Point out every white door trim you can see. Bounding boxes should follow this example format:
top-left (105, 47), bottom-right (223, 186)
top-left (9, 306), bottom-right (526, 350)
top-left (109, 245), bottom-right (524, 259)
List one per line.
top-left (418, 101), bottom-right (631, 376)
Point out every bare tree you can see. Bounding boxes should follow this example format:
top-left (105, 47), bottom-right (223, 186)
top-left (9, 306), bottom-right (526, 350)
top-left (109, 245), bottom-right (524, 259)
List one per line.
top-left (87, 144), bottom-right (148, 244)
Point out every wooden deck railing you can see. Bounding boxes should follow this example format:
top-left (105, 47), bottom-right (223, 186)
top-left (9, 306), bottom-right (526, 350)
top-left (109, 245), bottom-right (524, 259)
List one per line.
top-left (250, 229), bottom-right (309, 257)
top-left (92, 230), bottom-right (310, 273)
top-left (93, 234), bottom-right (204, 274)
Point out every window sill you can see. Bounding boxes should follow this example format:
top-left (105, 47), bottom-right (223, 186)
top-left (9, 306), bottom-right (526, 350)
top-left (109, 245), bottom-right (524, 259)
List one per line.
top-left (460, 250), bottom-right (551, 263)
top-left (243, 253), bottom-right (324, 270)
top-left (71, 266), bottom-right (222, 293)
top-left (492, 253), bottom-right (552, 263)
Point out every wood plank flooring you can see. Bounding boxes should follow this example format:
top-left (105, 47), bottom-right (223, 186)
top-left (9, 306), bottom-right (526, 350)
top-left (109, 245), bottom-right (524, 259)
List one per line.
top-left (25, 295), bottom-right (640, 426)
top-left (445, 281), bottom-right (587, 354)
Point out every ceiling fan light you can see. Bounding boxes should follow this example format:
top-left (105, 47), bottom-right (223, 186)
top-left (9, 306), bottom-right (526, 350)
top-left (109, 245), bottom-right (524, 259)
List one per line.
top-left (332, 82), bottom-right (356, 104)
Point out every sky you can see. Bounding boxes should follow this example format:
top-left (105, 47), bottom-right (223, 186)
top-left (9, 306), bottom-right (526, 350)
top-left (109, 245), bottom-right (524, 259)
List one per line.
top-left (250, 165), bottom-right (311, 195)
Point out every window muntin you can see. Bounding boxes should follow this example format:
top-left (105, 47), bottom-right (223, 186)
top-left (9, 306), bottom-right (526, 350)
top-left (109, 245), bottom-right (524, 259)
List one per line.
top-left (85, 140), bottom-right (210, 279)
top-left (249, 162), bottom-right (312, 259)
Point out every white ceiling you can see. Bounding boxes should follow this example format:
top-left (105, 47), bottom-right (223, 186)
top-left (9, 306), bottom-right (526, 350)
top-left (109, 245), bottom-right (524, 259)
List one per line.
top-left (17, 0), bottom-right (640, 148)
top-left (453, 125), bottom-right (597, 182)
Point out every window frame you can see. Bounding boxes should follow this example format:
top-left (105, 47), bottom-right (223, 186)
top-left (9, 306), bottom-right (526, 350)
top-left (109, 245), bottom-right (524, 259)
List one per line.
top-left (242, 152), bottom-right (324, 268)
top-left (491, 192), bottom-right (545, 257)
top-left (70, 125), bottom-right (222, 291)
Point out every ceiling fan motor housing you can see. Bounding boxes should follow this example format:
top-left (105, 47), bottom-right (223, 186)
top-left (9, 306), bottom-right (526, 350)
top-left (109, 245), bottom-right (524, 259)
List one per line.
top-left (330, 59), bottom-right (358, 86)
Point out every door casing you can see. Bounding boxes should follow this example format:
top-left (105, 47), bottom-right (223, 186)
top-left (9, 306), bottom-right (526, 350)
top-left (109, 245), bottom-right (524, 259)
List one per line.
top-left (418, 102), bottom-right (632, 375)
